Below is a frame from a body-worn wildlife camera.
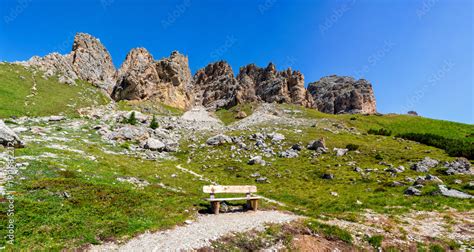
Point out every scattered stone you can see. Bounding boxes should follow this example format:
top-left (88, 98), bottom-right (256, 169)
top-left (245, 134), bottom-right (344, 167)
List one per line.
top-left (248, 156), bottom-right (265, 166)
top-left (255, 177), bottom-right (268, 183)
top-left (411, 157), bottom-right (439, 172)
top-left (405, 186), bottom-right (421, 196)
top-left (307, 138), bottom-right (327, 151)
top-left (48, 115), bottom-right (66, 122)
top-left (333, 148), bottom-right (349, 157)
top-left (330, 191), bottom-right (339, 197)
top-left (206, 134), bottom-right (232, 146)
top-left (279, 149), bottom-right (299, 158)
top-left (235, 111), bottom-right (247, 119)
top-left (322, 173), bottom-right (334, 180)
top-left (437, 185), bottom-right (473, 199)
top-left (444, 158), bottom-right (472, 175)
top-left (291, 144), bottom-right (302, 151)
top-left (270, 132), bottom-right (285, 142)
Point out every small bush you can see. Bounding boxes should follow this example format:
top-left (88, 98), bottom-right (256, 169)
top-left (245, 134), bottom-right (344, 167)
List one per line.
top-left (150, 115), bottom-right (159, 129)
top-left (346, 144), bottom-right (359, 151)
top-left (365, 234), bottom-right (383, 248)
top-left (350, 117), bottom-right (357, 121)
top-left (124, 111), bottom-right (138, 125)
top-left (368, 128), bottom-right (392, 136)
top-left (396, 132), bottom-right (474, 159)
top-left (429, 244), bottom-right (445, 252)
top-left (375, 153), bottom-right (383, 160)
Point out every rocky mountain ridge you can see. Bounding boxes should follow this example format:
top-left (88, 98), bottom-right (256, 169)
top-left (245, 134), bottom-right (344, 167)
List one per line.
top-left (18, 32), bottom-right (377, 114)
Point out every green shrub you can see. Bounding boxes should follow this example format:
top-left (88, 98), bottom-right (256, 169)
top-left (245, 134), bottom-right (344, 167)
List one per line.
top-left (346, 144), bottom-right (359, 151)
top-left (124, 111), bottom-right (138, 125)
top-left (365, 234), bottom-right (383, 248)
top-left (150, 115), bottom-right (159, 129)
top-left (396, 133), bottom-right (474, 159)
top-left (368, 128), bottom-right (392, 136)
top-left (429, 244), bottom-right (445, 252)
top-left (375, 153), bottom-right (383, 160)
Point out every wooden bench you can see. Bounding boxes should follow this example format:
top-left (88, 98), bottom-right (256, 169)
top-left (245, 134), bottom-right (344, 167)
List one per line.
top-left (203, 185), bottom-right (262, 214)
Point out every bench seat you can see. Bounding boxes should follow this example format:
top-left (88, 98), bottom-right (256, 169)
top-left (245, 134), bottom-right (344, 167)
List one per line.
top-left (205, 196), bottom-right (262, 202)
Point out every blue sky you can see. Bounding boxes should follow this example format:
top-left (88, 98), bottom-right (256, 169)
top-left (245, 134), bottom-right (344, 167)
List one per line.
top-left (0, 0), bottom-right (472, 123)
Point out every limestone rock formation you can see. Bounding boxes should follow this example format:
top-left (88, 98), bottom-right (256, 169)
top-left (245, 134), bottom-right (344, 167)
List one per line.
top-left (307, 75), bottom-right (376, 114)
top-left (70, 33), bottom-right (116, 92)
top-left (236, 63), bottom-right (312, 107)
top-left (111, 49), bottom-right (191, 110)
top-left (191, 61), bottom-right (239, 110)
top-left (21, 33), bottom-right (116, 92)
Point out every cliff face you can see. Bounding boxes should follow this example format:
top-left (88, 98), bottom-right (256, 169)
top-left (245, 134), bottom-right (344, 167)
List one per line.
top-left (112, 49), bottom-right (191, 109)
top-left (236, 63), bottom-right (312, 107)
top-left (307, 75), bottom-right (377, 114)
top-left (17, 32), bottom-right (377, 114)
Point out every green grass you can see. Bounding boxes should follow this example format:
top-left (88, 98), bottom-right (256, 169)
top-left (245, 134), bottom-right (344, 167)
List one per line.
top-left (0, 63), bottom-right (109, 118)
top-left (215, 103), bottom-right (255, 125)
top-left (117, 100), bottom-right (184, 116)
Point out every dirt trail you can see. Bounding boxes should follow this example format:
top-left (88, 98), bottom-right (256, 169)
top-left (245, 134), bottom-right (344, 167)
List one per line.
top-left (88, 211), bottom-right (300, 251)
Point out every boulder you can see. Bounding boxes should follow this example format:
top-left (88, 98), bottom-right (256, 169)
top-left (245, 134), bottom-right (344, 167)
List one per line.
top-left (307, 75), bottom-right (376, 114)
top-left (0, 120), bottom-right (24, 148)
top-left (307, 138), bottom-right (327, 151)
top-left (444, 158), bottom-right (472, 175)
top-left (143, 138), bottom-right (166, 151)
top-left (411, 157), bottom-right (439, 172)
top-left (206, 134), bottom-right (232, 146)
top-left (437, 185), bottom-right (473, 199)
top-left (333, 148), bottom-right (349, 157)
top-left (248, 155), bottom-right (265, 166)
top-left (404, 186), bottom-right (421, 196)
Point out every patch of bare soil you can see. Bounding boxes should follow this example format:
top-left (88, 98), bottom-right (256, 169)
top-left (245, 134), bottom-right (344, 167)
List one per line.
top-left (291, 234), bottom-right (357, 252)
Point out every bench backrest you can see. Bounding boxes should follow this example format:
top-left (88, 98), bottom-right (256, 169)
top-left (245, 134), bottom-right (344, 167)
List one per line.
top-left (203, 185), bottom-right (257, 194)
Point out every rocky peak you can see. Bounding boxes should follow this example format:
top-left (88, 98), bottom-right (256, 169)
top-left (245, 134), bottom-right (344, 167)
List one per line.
top-left (70, 33), bottom-right (116, 93)
top-left (112, 50), bottom-right (191, 109)
top-left (307, 75), bottom-right (376, 114)
top-left (191, 61), bottom-right (239, 109)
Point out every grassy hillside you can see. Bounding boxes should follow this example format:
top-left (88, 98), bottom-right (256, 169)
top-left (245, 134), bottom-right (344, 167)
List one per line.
top-left (0, 63), bottom-right (109, 118)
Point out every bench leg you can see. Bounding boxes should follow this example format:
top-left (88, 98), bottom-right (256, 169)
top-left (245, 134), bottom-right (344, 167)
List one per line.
top-left (250, 199), bottom-right (258, 211)
top-left (211, 201), bottom-right (220, 214)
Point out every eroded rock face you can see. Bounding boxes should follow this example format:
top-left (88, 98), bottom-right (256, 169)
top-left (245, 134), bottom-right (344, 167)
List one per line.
top-left (112, 49), bottom-right (191, 109)
top-left (0, 120), bottom-right (24, 148)
top-left (236, 63), bottom-right (312, 107)
top-left (70, 33), bottom-right (116, 92)
top-left (21, 33), bottom-right (116, 92)
top-left (191, 61), bottom-right (239, 110)
top-left (307, 75), bottom-right (376, 114)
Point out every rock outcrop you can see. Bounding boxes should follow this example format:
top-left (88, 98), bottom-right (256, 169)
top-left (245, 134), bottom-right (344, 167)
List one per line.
top-left (69, 33), bottom-right (116, 92)
top-left (191, 61), bottom-right (239, 109)
top-left (111, 49), bottom-right (191, 110)
top-left (0, 120), bottom-right (24, 148)
top-left (21, 33), bottom-right (116, 92)
top-left (307, 75), bottom-right (376, 114)
top-left (236, 63), bottom-right (312, 107)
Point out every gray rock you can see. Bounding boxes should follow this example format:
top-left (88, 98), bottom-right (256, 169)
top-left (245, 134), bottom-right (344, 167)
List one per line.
top-left (270, 132), bottom-right (285, 142)
top-left (444, 158), bottom-right (472, 175)
top-left (411, 157), bottom-right (439, 172)
top-left (333, 148), bottom-right (349, 157)
top-left (255, 177), bottom-right (268, 183)
top-left (248, 156), bottom-right (265, 166)
top-left (291, 144), bottom-right (302, 151)
top-left (438, 185), bottom-right (473, 199)
top-left (322, 173), bottom-right (334, 180)
top-left (0, 120), bottom-right (24, 148)
top-left (279, 149), bottom-right (299, 158)
top-left (48, 115), bottom-right (66, 122)
top-left (143, 138), bottom-right (165, 151)
top-left (307, 138), bottom-right (327, 151)
top-left (404, 186), bottom-right (421, 196)
top-left (206, 134), bottom-right (232, 146)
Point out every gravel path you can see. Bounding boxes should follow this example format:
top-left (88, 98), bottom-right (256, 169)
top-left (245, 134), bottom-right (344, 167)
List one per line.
top-left (89, 211), bottom-right (300, 252)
